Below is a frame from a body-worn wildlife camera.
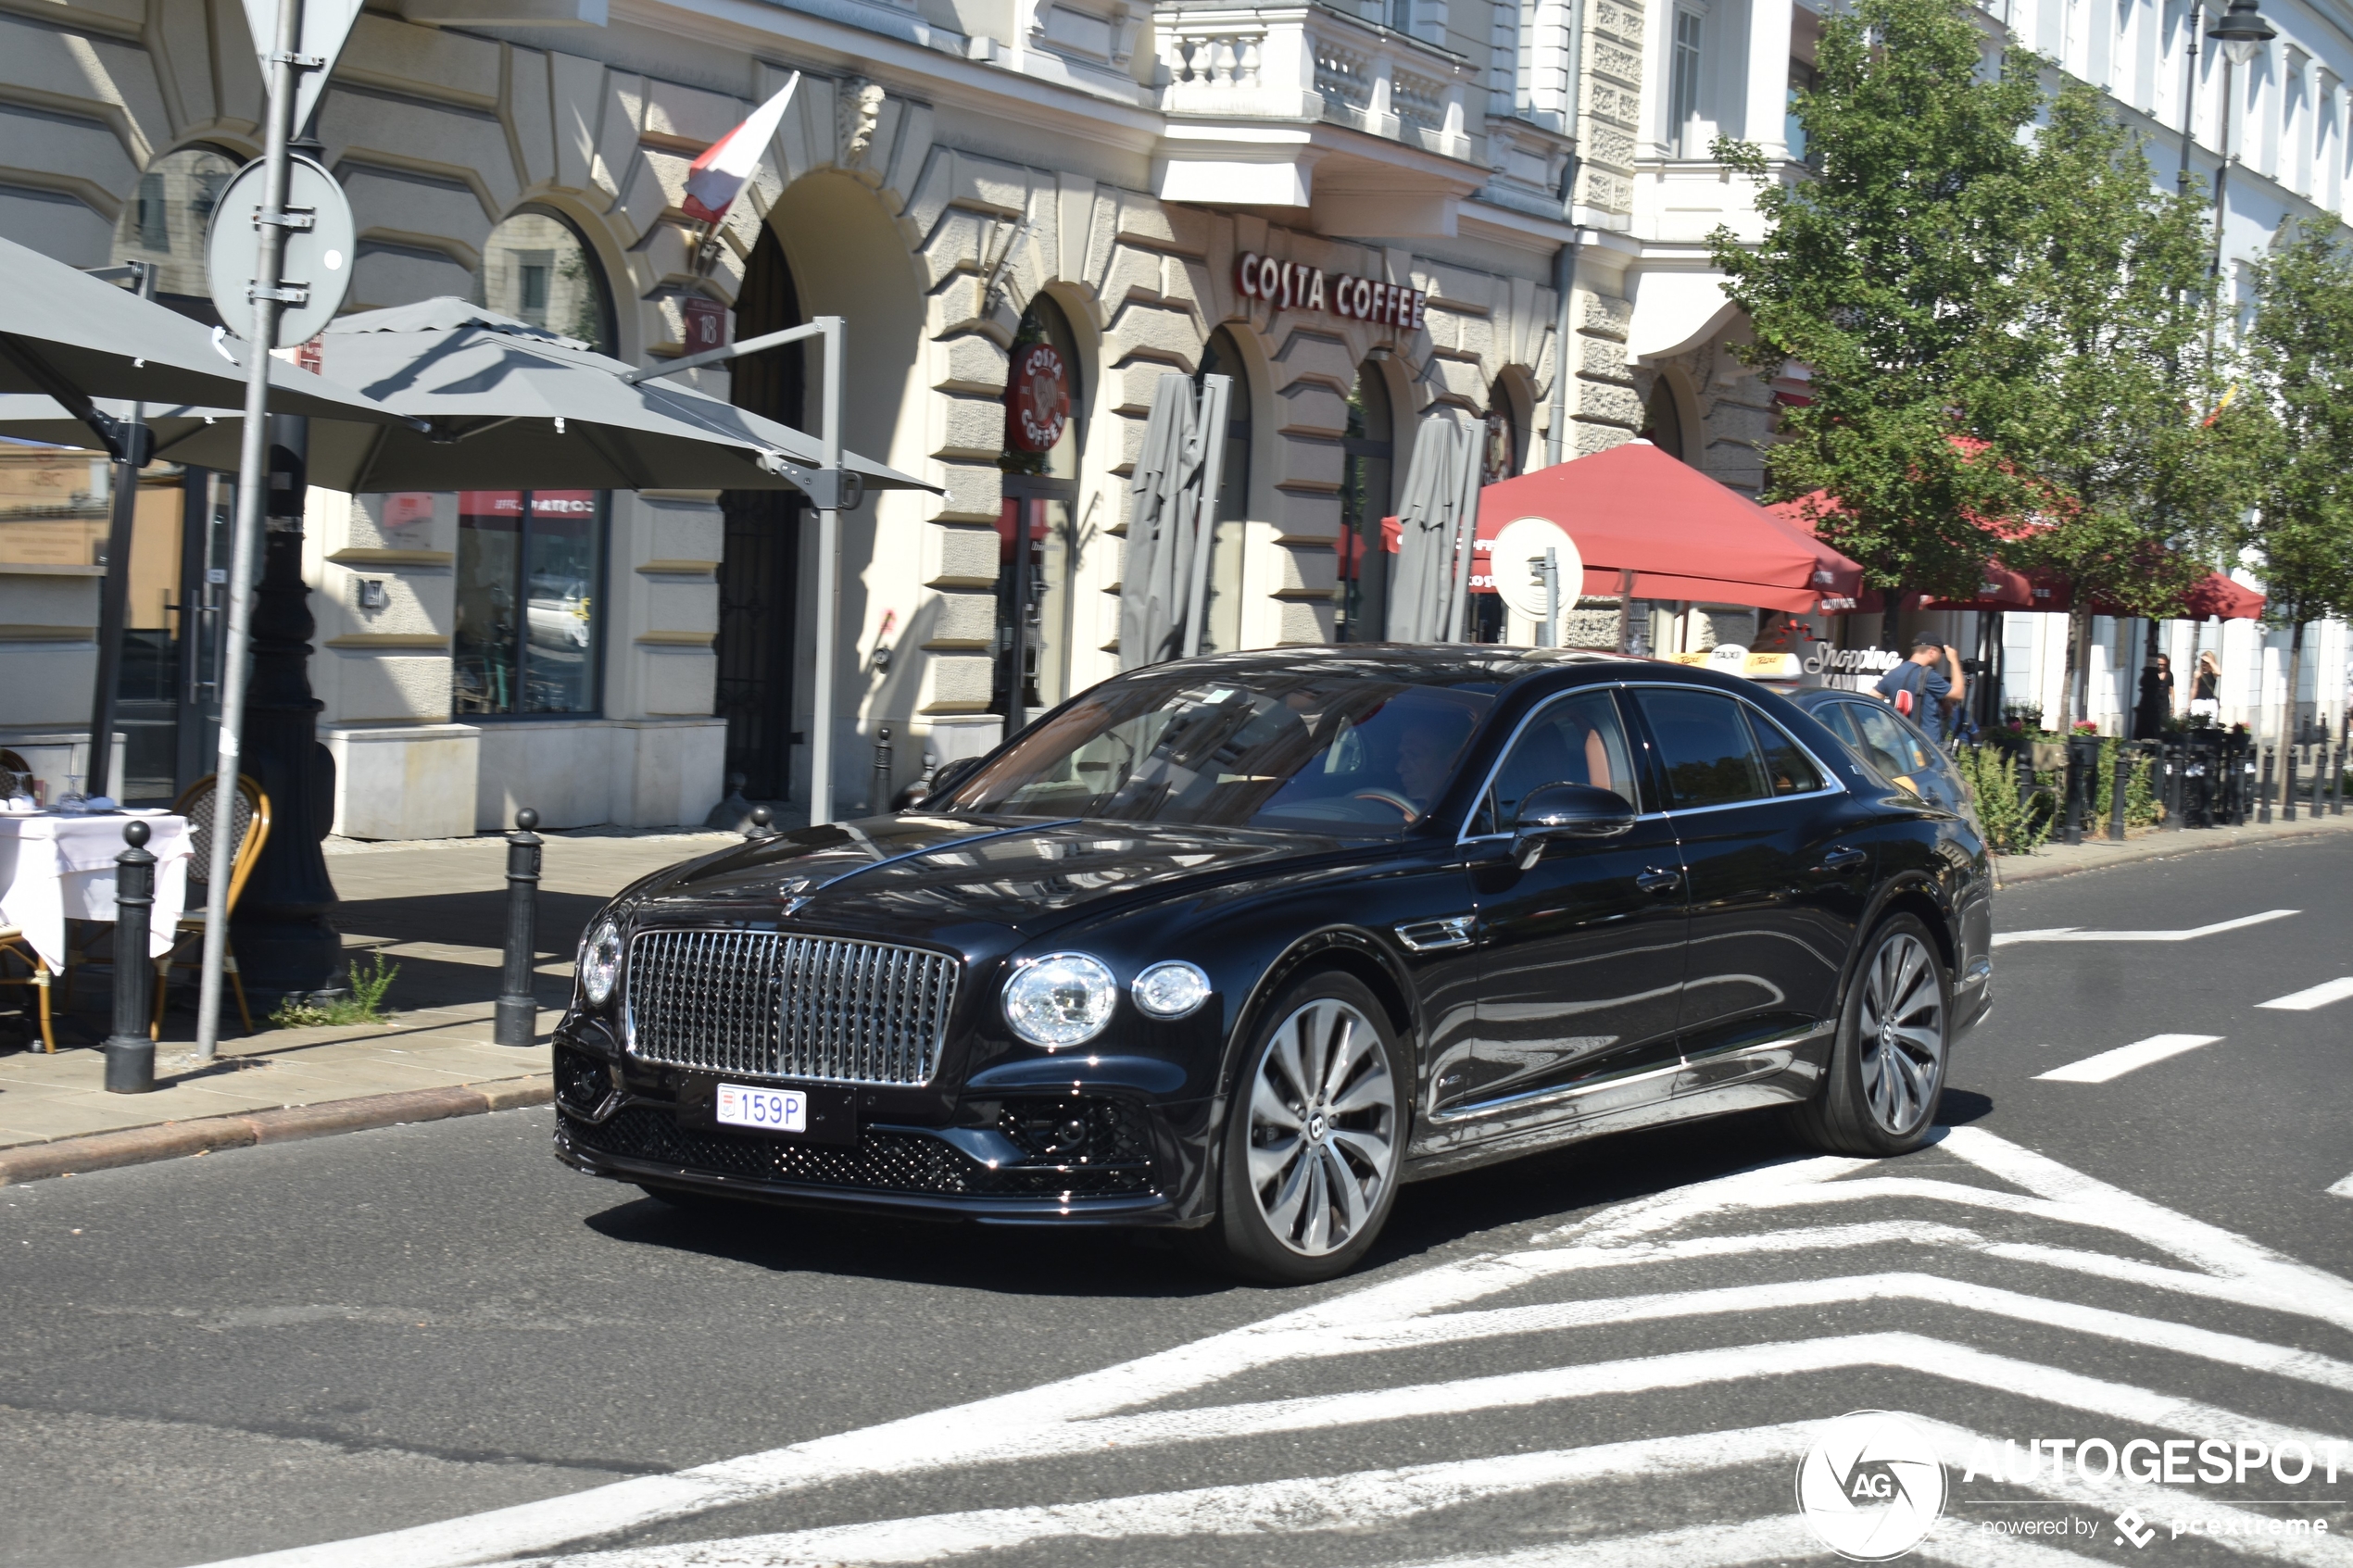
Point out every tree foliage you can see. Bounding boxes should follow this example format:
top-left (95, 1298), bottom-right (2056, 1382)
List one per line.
top-left (1711, 0), bottom-right (2045, 599)
top-left (2243, 220), bottom-right (2353, 630)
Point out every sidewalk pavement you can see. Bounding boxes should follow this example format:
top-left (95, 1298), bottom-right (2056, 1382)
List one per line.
top-left (5, 809), bottom-right (2350, 1185)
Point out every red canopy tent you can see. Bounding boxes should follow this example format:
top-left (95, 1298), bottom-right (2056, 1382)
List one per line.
top-left (1473, 441), bottom-right (1863, 614)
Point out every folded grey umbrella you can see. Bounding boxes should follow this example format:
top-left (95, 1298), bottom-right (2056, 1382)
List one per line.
top-left (1389, 416), bottom-right (1463, 644)
top-left (0, 235), bottom-right (407, 441)
top-left (1117, 373), bottom-right (1200, 671)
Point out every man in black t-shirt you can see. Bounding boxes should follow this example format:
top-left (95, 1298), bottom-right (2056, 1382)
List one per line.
top-left (1875, 636), bottom-right (1961, 741)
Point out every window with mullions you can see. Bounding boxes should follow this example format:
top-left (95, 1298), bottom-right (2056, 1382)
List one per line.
top-left (1669, 8), bottom-right (1706, 156)
top-left (454, 490), bottom-right (603, 715)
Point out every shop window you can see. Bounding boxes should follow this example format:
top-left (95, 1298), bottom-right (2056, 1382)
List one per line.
top-left (1336, 364), bottom-right (1394, 642)
top-left (454, 491), bottom-right (604, 716)
top-left (476, 210), bottom-right (611, 348)
top-left (450, 210), bottom-right (611, 720)
top-left (996, 295), bottom-right (1086, 730)
top-left (1196, 328), bottom-right (1254, 654)
top-left (110, 146), bottom-right (238, 314)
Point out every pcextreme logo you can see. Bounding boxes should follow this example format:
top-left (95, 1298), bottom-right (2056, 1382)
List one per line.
top-left (1795, 1411), bottom-right (1950, 1561)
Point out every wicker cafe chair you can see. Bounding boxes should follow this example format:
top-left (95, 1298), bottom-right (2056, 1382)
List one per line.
top-left (152, 773), bottom-right (271, 1037)
top-left (0, 749), bottom-right (60, 1051)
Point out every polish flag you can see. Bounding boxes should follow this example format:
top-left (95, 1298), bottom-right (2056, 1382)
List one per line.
top-left (680, 74), bottom-right (799, 225)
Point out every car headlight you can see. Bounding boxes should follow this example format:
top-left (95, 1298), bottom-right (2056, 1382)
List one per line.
top-left (581, 920), bottom-right (622, 1006)
top-left (1002, 952), bottom-right (1116, 1047)
top-left (1131, 960), bottom-right (1211, 1019)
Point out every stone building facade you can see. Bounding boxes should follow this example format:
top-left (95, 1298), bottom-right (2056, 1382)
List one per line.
top-left (3, 0), bottom-right (1805, 833)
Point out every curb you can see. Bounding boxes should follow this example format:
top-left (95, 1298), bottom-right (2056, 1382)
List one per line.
top-left (0, 1076), bottom-right (553, 1186)
top-left (1994, 813), bottom-right (2353, 886)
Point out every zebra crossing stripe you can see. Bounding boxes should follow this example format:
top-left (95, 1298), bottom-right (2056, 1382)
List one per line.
top-left (2332, 1173), bottom-right (2353, 1199)
top-left (190, 1131), bottom-right (2352, 1568)
top-left (1990, 909), bottom-right (2298, 947)
top-left (2036, 1034), bottom-right (2225, 1084)
top-left (2257, 977), bottom-right (2353, 1010)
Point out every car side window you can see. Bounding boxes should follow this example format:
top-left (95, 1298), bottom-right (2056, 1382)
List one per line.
top-left (1851, 704), bottom-right (1929, 782)
top-left (1631, 688), bottom-right (1768, 809)
top-left (1744, 707), bottom-right (1825, 795)
top-left (1488, 690), bottom-right (1642, 826)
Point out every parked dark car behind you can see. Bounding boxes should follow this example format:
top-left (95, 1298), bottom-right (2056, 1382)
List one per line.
top-left (553, 649), bottom-right (1994, 1283)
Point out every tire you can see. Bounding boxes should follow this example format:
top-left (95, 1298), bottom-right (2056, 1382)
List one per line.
top-left (1788, 912), bottom-right (1952, 1157)
top-left (1189, 972), bottom-right (1407, 1285)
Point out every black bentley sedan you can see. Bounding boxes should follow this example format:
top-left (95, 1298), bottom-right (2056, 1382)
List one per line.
top-left (552, 649), bottom-right (1994, 1283)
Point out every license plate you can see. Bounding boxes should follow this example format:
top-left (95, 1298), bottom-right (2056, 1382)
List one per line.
top-left (715, 1083), bottom-right (807, 1133)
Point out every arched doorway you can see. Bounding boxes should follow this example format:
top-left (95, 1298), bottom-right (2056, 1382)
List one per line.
top-left (718, 226), bottom-right (805, 800)
top-left (1640, 374), bottom-right (1689, 462)
top-left (1336, 361), bottom-right (1394, 642)
top-left (996, 294), bottom-right (1085, 732)
top-left (1195, 328), bottom-right (1254, 654)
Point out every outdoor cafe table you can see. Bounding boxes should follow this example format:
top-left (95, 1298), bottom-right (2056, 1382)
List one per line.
top-left (0, 811), bottom-right (192, 1049)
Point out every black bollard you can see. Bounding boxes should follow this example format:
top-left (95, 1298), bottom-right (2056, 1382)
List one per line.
top-left (105, 819), bottom-right (157, 1094)
top-left (2015, 748), bottom-right (2034, 809)
top-left (2283, 742), bottom-right (2299, 822)
top-left (746, 804), bottom-right (774, 841)
top-left (2108, 750), bottom-right (2131, 842)
top-left (872, 726), bottom-right (893, 817)
top-left (494, 807), bottom-right (542, 1048)
top-left (2257, 743), bottom-right (2272, 825)
top-left (2332, 732), bottom-right (2345, 817)
top-left (2062, 735), bottom-right (2097, 846)
top-left (2160, 739), bottom-right (2183, 832)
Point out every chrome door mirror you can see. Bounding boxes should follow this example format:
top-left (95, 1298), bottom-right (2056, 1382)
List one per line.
top-left (1512, 783), bottom-right (1638, 868)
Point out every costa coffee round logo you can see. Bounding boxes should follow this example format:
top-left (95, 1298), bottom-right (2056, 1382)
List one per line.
top-left (1007, 342), bottom-right (1070, 453)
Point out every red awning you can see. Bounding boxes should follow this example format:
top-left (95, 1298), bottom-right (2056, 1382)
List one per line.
top-left (1478, 442), bottom-right (1864, 615)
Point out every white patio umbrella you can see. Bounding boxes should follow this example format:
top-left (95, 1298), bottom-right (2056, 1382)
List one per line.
top-left (1117, 373), bottom-right (1200, 671)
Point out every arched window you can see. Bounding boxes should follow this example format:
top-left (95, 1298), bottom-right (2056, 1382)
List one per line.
top-left (996, 294), bottom-right (1087, 728)
top-left (475, 209), bottom-right (612, 350)
top-left (718, 226), bottom-right (804, 799)
top-left (110, 146), bottom-right (240, 315)
top-left (1483, 377), bottom-right (1526, 484)
top-left (1195, 328), bottom-right (1254, 654)
top-left (453, 209), bottom-right (613, 718)
top-left (1337, 362), bottom-right (1394, 642)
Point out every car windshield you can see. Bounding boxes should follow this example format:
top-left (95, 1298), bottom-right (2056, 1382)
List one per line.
top-left (937, 671), bottom-right (1495, 834)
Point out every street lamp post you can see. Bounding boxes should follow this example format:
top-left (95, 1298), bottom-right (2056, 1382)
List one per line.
top-left (2205, 0), bottom-right (2276, 288)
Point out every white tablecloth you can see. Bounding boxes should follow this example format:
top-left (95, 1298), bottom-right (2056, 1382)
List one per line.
top-left (0, 813), bottom-right (192, 971)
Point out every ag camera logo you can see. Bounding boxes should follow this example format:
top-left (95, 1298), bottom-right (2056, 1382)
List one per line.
top-left (1796, 1411), bottom-right (1948, 1561)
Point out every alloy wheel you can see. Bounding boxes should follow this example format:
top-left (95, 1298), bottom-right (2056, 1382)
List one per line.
top-left (1243, 997), bottom-right (1399, 1257)
top-left (1857, 931), bottom-right (1945, 1136)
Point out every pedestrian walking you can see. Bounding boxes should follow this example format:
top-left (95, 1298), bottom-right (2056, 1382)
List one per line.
top-left (1876, 635), bottom-right (1963, 742)
top-left (2136, 653), bottom-right (2174, 738)
top-left (2191, 649), bottom-right (2221, 721)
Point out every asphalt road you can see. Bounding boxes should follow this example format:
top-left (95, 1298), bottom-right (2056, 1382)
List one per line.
top-left (3, 835), bottom-right (2348, 1568)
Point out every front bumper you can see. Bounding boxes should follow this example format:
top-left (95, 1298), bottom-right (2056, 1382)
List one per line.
top-left (552, 1039), bottom-right (1214, 1226)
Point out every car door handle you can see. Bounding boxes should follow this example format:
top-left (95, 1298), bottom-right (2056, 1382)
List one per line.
top-left (1815, 847), bottom-right (1869, 873)
top-left (1636, 868), bottom-right (1683, 895)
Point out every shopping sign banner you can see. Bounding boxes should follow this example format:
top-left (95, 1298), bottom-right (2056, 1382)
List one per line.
top-left (1006, 343), bottom-right (1071, 453)
top-left (1234, 253), bottom-right (1428, 330)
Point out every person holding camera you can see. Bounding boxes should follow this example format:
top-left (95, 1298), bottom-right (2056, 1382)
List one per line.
top-left (1876, 635), bottom-right (1966, 742)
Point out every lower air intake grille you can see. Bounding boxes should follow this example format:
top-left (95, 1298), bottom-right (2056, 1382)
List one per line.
top-left (563, 1103), bottom-right (1156, 1198)
top-left (623, 930), bottom-right (958, 1086)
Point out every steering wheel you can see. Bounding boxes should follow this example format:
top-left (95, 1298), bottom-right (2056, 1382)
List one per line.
top-left (1352, 788), bottom-right (1420, 822)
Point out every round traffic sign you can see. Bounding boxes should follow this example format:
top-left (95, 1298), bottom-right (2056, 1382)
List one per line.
top-left (1488, 515), bottom-right (1582, 620)
top-left (207, 154), bottom-right (356, 348)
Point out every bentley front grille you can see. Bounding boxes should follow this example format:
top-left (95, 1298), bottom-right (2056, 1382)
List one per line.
top-left (623, 930), bottom-right (959, 1086)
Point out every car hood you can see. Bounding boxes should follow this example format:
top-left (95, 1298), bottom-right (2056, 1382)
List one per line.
top-left (626, 814), bottom-right (1365, 936)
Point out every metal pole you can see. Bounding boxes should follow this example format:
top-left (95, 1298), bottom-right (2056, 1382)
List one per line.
top-left (2177, 6), bottom-right (2201, 198)
top-left (105, 819), bottom-right (157, 1094)
top-left (873, 725), bottom-right (893, 813)
top-left (809, 315), bottom-right (844, 825)
top-left (495, 807), bottom-right (541, 1047)
top-left (1615, 569), bottom-right (1634, 656)
top-left (196, 0), bottom-right (301, 1062)
top-left (2108, 749), bottom-right (2131, 842)
top-left (87, 261), bottom-right (156, 803)
top-left (1540, 546), bottom-right (1560, 648)
top-left (2256, 738), bottom-right (2271, 823)
top-left (2282, 735), bottom-right (2297, 821)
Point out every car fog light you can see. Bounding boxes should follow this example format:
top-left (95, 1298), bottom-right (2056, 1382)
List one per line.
top-left (1132, 960), bottom-right (1211, 1019)
top-left (1003, 952), bottom-right (1116, 1047)
top-left (581, 920), bottom-right (623, 1006)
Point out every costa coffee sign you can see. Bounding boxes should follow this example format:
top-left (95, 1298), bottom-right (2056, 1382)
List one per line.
top-left (1005, 342), bottom-right (1071, 453)
top-left (1235, 252), bottom-right (1428, 330)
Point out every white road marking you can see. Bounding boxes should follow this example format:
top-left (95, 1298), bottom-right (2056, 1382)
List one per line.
top-left (2258, 977), bottom-right (2353, 1011)
top-left (1991, 909), bottom-right (2297, 947)
top-left (2329, 1173), bottom-right (2353, 1199)
top-left (192, 1130), bottom-right (2353, 1568)
top-left (2035, 1033), bottom-right (2224, 1084)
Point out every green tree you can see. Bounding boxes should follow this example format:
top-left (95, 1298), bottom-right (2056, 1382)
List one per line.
top-left (1996, 83), bottom-right (2254, 731)
top-left (2242, 219), bottom-right (2353, 746)
top-left (1711, 0), bottom-right (2046, 624)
